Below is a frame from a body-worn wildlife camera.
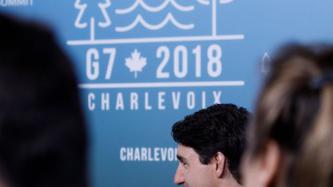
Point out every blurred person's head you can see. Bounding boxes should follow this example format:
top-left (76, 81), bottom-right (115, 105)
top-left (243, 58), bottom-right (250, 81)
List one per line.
top-left (242, 44), bottom-right (333, 187)
top-left (172, 104), bottom-right (249, 187)
top-left (0, 14), bottom-right (88, 187)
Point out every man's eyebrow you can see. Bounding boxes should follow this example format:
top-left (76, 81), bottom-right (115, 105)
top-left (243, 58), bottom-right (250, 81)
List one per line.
top-left (177, 155), bottom-right (187, 163)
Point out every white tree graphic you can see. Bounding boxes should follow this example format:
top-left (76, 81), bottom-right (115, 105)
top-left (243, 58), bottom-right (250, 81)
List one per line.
top-left (74, 0), bottom-right (112, 40)
top-left (197, 0), bottom-right (234, 36)
top-left (74, 0), bottom-right (88, 29)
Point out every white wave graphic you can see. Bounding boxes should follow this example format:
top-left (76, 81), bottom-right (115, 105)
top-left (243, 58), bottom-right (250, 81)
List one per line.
top-left (197, 0), bottom-right (210, 5)
top-left (220, 0), bottom-right (234, 4)
top-left (115, 13), bottom-right (194, 32)
top-left (116, 0), bottom-right (194, 14)
top-left (197, 0), bottom-right (234, 5)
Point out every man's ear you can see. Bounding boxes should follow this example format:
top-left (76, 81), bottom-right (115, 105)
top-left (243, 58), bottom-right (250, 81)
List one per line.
top-left (213, 152), bottom-right (226, 178)
top-left (257, 140), bottom-right (281, 187)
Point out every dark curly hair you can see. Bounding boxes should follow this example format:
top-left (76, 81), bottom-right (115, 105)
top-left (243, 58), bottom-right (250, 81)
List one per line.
top-left (172, 104), bottom-right (249, 183)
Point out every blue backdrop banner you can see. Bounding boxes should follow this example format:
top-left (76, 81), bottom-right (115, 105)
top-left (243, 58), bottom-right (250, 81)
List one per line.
top-left (1, 0), bottom-right (333, 186)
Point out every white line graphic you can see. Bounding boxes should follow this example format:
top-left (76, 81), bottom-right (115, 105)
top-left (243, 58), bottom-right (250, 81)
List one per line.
top-left (116, 0), bottom-right (194, 14)
top-left (67, 35), bottom-right (244, 46)
top-left (90, 18), bottom-right (95, 40)
top-left (115, 13), bottom-right (194, 32)
top-left (79, 81), bottom-right (245, 89)
top-left (212, 0), bottom-right (217, 36)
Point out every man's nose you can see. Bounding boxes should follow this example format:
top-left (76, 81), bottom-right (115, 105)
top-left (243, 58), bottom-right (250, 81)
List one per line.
top-left (174, 164), bottom-right (185, 185)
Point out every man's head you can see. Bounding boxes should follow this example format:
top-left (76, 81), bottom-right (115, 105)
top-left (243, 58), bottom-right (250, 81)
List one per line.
top-left (0, 14), bottom-right (88, 187)
top-left (172, 104), bottom-right (249, 187)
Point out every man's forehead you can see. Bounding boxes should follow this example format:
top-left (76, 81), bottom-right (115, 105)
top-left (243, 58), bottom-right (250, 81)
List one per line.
top-left (177, 144), bottom-right (199, 160)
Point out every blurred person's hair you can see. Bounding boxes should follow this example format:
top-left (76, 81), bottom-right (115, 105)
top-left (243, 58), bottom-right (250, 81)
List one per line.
top-left (248, 43), bottom-right (333, 187)
top-left (172, 104), bottom-right (249, 183)
top-left (0, 14), bottom-right (89, 187)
